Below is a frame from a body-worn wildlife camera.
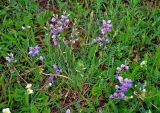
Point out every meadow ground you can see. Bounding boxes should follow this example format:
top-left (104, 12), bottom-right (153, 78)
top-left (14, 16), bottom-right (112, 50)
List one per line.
top-left (0, 0), bottom-right (160, 113)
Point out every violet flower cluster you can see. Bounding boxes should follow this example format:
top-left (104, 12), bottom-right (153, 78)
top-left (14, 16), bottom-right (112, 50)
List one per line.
top-left (29, 45), bottom-right (40, 56)
top-left (50, 14), bottom-right (70, 48)
top-left (93, 20), bottom-right (112, 49)
top-left (101, 20), bottom-right (112, 34)
top-left (45, 65), bottom-right (62, 85)
top-left (110, 64), bottom-right (132, 99)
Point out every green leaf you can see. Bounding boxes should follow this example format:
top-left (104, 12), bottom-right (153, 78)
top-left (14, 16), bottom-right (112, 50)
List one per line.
top-left (42, 107), bottom-right (51, 113)
top-left (31, 104), bottom-right (39, 113)
top-left (91, 86), bottom-right (101, 96)
top-left (88, 45), bottom-right (97, 62)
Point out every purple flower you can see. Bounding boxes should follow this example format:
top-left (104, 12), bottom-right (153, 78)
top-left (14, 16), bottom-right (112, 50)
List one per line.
top-left (56, 69), bottom-right (62, 74)
top-left (58, 44), bottom-right (60, 48)
top-left (113, 92), bottom-right (118, 97)
top-left (116, 67), bottom-right (122, 75)
top-left (117, 76), bottom-right (123, 83)
top-left (52, 39), bottom-right (58, 46)
top-left (101, 20), bottom-right (112, 34)
top-left (110, 87), bottom-right (125, 99)
top-left (51, 15), bottom-right (58, 22)
top-left (50, 29), bottom-right (60, 35)
top-left (29, 45), bottom-right (40, 56)
top-left (93, 20), bottom-right (112, 50)
top-left (93, 39), bottom-right (98, 43)
top-left (115, 85), bottom-right (120, 90)
top-left (103, 46), bottom-right (108, 50)
top-left (110, 77), bottom-right (132, 99)
top-left (109, 95), bottom-right (113, 99)
top-left (119, 92), bottom-right (125, 98)
top-left (50, 24), bottom-right (54, 28)
top-left (110, 91), bottom-right (125, 99)
top-left (57, 26), bottom-right (64, 33)
top-left (61, 15), bottom-right (68, 19)
top-left (53, 64), bottom-right (58, 70)
top-left (99, 42), bottom-right (103, 47)
top-left (53, 64), bottom-right (62, 74)
top-left (50, 14), bottom-right (70, 48)
top-left (122, 78), bottom-right (132, 88)
top-left (45, 75), bottom-right (54, 84)
top-left (124, 65), bottom-right (129, 71)
top-left (117, 75), bottom-right (132, 89)
top-left (51, 18), bottom-right (57, 22)
top-left (110, 64), bottom-right (132, 99)
top-left (60, 15), bottom-right (70, 29)
top-left (105, 38), bottom-right (110, 43)
top-left (121, 86), bottom-right (128, 92)
top-left (97, 37), bottom-right (102, 41)
top-left (116, 64), bottom-right (129, 75)
top-left (66, 109), bottom-right (70, 113)
top-left (5, 57), bottom-right (13, 62)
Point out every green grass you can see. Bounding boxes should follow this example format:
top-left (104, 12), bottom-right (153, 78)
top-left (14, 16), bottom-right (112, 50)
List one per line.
top-left (0, 0), bottom-right (160, 113)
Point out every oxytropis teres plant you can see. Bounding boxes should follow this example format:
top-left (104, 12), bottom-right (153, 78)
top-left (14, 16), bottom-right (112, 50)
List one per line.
top-left (3, 13), bottom-right (134, 113)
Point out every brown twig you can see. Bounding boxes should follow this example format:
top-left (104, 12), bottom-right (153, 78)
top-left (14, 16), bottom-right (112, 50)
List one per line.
top-left (42, 73), bottom-right (71, 80)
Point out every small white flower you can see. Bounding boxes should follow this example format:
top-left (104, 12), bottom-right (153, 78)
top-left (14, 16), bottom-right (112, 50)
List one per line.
top-left (130, 96), bottom-right (133, 99)
top-left (26, 84), bottom-right (32, 89)
top-left (13, 60), bottom-right (18, 63)
top-left (21, 26), bottom-right (26, 30)
top-left (22, 25), bottom-right (31, 29)
top-left (52, 35), bottom-right (56, 39)
top-left (116, 67), bottom-right (122, 72)
top-left (25, 84), bottom-right (33, 94)
top-left (26, 25), bottom-right (31, 29)
top-left (2, 108), bottom-right (11, 113)
top-left (9, 53), bottom-right (14, 57)
top-left (37, 56), bottom-right (44, 61)
top-left (39, 56), bottom-right (44, 60)
top-left (49, 83), bottom-right (52, 86)
top-left (120, 64), bottom-right (125, 68)
top-left (107, 20), bottom-right (111, 23)
top-left (27, 88), bottom-right (33, 94)
top-left (142, 89), bottom-right (146, 92)
top-left (140, 60), bottom-right (147, 67)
